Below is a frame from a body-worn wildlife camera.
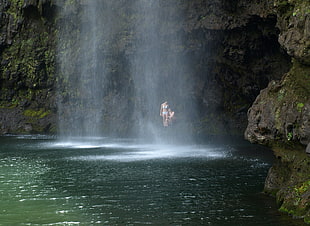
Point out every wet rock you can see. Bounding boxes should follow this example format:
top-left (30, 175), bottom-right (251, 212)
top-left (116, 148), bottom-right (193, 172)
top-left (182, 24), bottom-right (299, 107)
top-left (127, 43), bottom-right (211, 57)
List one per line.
top-left (245, 1), bottom-right (310, 148)
top-left (245, 1), bottom-right (310, 222)
top-left (0, 0), bottom-right (56, 134)
top-left (24, 123), bottom-right (33, 132)
top-left (275, 0), bottom-right (310, 64)
top-left (264, 147), bottom-right (310, 222)
top-left (245, 59), bottom-right (310, 147)
top-left (306, 143), bottom-right (310, 155)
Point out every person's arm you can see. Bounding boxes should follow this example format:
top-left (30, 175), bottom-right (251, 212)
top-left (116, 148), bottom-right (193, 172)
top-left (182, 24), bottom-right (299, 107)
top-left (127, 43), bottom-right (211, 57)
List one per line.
top-left (160, 104), bottom-right (163, 116)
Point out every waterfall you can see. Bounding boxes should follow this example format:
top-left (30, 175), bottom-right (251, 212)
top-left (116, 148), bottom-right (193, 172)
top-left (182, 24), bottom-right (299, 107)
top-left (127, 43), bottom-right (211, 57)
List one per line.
top-left (56, 1), bottom-right (194, 142)
top-left (57, 1), bottom-right (108, 138)
top-left (130, 1), bottom-right (194, 143)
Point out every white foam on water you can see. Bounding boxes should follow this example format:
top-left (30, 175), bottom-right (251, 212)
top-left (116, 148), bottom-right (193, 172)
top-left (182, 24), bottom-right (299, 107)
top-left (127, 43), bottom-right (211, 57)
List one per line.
top-left (9, 135), bottom-right (230, 162)
top-left (51, 142), bottom-right (102, 149)
top-left (67, 143), bottom-right (229, 162)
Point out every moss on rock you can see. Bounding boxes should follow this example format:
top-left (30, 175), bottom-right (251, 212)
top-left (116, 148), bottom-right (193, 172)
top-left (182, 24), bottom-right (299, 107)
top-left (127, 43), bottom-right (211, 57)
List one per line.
top-left (245, 59), bottom-right (310, 146)
top-left (264, 146), bottom-right (310, 223)
top-left (274, 0), bottom-right (310, 64)
top-left (0, 0), bottom-right (57, 134)
top-left (24, 109), bottom-right (51, 119)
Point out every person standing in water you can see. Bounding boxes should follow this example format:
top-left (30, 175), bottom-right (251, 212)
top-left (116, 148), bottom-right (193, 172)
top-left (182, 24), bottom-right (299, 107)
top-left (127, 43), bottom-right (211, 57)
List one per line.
top-left (168, 108), bottom-right (175, 125)
top-left (160, 101), bottom-right (169, 127)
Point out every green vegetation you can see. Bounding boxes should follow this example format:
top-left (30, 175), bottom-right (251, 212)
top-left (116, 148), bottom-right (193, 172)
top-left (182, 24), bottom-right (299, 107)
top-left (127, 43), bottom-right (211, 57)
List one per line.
top-left (24, 109), bottom-right (51, 119)
top-left (271, 147), bottom-right (310, 224)
top-left (0, 0), bottom-right (56, 134)
top-left (269, 59), bottom-right (309, 139)
top-left (296, 102), bottom-right (304, 112)
top-left (277, 88), bottom-right (286, 101)
top-left (279, 180), bottom-right (310, 219)
top-left (7, 0), bottom-right (24, 22)
top-left (286, 132), bottom-right (293, 141)
top-left (294, 180), bottom-right (310, 196)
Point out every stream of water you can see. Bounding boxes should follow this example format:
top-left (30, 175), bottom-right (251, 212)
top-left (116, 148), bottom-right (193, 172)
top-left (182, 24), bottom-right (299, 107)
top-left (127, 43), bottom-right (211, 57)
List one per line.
top-left (0, 135), bottom-right (304, 225)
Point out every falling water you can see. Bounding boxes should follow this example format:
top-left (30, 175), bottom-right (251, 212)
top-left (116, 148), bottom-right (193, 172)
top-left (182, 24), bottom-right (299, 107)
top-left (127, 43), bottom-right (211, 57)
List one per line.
top-left (57, 1), bottom-right (109, 138)
top-left (130, 1), bottom-right (194, 143)
top-left (57, 1), bottom-right (195, 142)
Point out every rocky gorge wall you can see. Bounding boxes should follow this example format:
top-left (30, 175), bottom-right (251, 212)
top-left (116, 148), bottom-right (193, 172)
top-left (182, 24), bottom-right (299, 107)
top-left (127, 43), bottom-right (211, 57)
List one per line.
top-left (0, 0), bottom-right (309, 223)
top-left (0, 0), bottom-right (57, 133)
top-left (244, 0), bottom-right (310, 222)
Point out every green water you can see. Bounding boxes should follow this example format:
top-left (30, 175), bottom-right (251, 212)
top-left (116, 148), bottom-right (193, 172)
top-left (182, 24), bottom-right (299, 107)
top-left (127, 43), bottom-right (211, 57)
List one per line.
top-left (0, 135), bottom-right (304, 225)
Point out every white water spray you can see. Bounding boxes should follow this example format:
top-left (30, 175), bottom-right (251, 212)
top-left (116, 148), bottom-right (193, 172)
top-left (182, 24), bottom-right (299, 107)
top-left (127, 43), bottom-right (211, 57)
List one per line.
top-left (57, 1), bottom-right (195, 143)
top-left (130, 1), bottom-right (194, 143)
top-left (57, 1), bottom-right (110, 138)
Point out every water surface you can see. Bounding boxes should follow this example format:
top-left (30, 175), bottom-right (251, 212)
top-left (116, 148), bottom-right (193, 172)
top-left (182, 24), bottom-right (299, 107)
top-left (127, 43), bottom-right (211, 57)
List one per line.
top-left (0, 135), bottom-right (303, 225)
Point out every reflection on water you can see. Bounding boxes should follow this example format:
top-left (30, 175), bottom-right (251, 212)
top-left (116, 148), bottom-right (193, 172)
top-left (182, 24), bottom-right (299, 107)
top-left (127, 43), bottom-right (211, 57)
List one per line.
top-left (0, 135), bottom-right (304, 225)
top-left (67, 144), bottom-right (227, 162)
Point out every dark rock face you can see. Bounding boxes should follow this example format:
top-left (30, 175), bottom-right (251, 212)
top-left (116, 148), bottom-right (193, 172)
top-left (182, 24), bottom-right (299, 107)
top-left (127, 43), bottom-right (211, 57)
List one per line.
top-left (244, 0), bottom-right (310, 222)
top-left (194, 18), bottom-right (291, 136)
top-left (245, 62), bottom-right (310, 146)
top-left (181, 0), bottom-right (291, 136)
top-left (264, 147), bottom-right (310, 222)
top-left (245, 0), bottom-right (310, 147)
top-left (0, 0), bottom-right (57, 134)
top-left (276, 0), bottom-right (310, 64)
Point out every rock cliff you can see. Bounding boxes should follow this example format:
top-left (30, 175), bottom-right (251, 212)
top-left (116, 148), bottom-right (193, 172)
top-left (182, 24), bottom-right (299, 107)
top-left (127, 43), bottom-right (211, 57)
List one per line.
top-left (0, 0), bottom-right (57, 133)
top-left (244, 0), bottom-right (310, 222)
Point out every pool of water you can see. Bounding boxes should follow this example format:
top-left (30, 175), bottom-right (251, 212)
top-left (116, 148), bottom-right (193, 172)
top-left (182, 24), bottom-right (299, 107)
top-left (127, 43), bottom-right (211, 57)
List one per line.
top-left (0, 135), bottom-right (303, 225)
